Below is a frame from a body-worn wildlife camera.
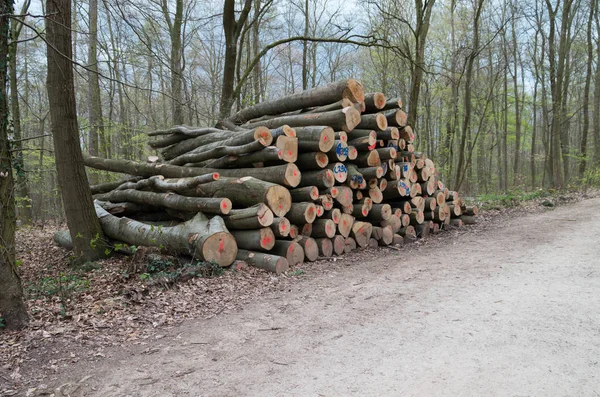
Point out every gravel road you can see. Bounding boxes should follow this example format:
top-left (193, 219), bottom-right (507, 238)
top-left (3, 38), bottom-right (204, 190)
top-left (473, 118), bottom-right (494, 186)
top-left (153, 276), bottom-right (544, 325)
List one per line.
top-left (49, 198), bottom-right (600, 396)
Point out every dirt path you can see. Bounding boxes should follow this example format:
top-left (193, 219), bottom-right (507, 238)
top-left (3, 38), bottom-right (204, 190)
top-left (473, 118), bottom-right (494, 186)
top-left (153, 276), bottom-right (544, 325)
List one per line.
top-left (45, 198), bottom-right (600, 396)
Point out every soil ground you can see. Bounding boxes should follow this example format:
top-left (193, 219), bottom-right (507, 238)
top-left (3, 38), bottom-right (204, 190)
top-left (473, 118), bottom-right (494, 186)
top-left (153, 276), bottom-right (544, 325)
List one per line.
top-left (3, 195), bottom-right (600, 396)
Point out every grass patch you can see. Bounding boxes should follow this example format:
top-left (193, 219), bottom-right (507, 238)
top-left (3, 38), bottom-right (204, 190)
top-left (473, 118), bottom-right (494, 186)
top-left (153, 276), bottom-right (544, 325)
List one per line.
top-left (477, 189), bottom-right (553, 210)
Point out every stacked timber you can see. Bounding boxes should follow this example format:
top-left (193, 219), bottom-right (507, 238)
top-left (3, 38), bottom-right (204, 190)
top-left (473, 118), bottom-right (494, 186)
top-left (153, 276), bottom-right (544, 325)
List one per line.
top-left (82, 79), bottom-right (477, 275)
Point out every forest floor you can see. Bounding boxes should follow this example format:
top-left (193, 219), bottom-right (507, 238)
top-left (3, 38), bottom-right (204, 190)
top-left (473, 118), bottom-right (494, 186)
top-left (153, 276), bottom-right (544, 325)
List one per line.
top-left (1, 188), bottom-right (599, 396)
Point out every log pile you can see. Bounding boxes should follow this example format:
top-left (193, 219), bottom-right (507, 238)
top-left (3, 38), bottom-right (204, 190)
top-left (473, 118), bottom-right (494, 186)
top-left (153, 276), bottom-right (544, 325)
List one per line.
top-left (82, 79), bottom-right (477, 275)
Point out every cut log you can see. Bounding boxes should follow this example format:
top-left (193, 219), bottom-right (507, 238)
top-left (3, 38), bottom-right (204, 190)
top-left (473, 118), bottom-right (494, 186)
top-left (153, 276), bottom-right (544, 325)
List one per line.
top-left (297, 169), bottom-right (335, 189)
top-left (322, 208), bottom-right (341, 224)
top-left (95, 200), bottom-right (156, 216)
top-left (410, 209), bottom-right (425, 225)
top-left (195, 177), bottom-right (291, 217)
top-left (449, 219), bottom-right (464, 227)
top-left (295, 152), bottom-right (329, 169)
top-left (244, 107), bottom-right (361, 132)
top-left (392, 234), bottom-right (404, 247)
top-left (161, 127), bottom-right (271, 160)
top-left (414, 222), bottom-right (431, 238)
top-left (310, 219), bottom-right (337, 238)
top-left (295, 126), bottom-right (335, 152)
top-left (331, 235), bottom-right (345, 255)
top-left (363, 92), bottom-right (387, 112)
top-left (317, 194), bottom-right (334, 210)
top-left (332, 186), bottom-right (353, 207)
top-left (344, 237), bottom-right (357, 253)
top-left (458, 215), bottom-right (477, 225)
top-left (337, 213), bottom-right (354, 237)
top-left (308, 97), bottom-right (354, 113)
top-left (223, 204), bottom-right (274, 230)
top-left (367, 203), bottom-right (392, 221)
top-left (290, 186), bottom-right (320, 202)
top-left (270, 217), bottom-right (291, 238)
top-left (118, 174), bottom-right (219, 193)
top-left (380, 214), bottom-right (402, 233)
top-left (383, 109), bottom-right (407, 127)
top-left (327, 162), bottom-right (348, 183)
top-left (315, 238), bottom-right (334, 257)
top-left (297, 237), bottom-right (319, 261)
top-left (285, 202), bottom-right (317, 225)
top-left (327, 140), bottom-right (349, 162)
top-left (351, 221), bottom-right (373, 248)
top-left (289, 224), bottom-right (299, 239)
top-left (236, 250), bottom-right (289, 275)
top-left (84, 155), bottom-right (299, 187)
top-left (352, 150), bottom-right (380, 167)
top-left (94, 189), bottom-right (232, 215)
top-left (274, 136), bottom-right (299, 163)
top-left (379, 98), bottom-right (402, 111)
top-left (463, 206), bottom-right (479, 216)
top-left (93, 202), bottom-right (236, 266)
top-left (90, 176), bottom-right (142, 194)
top-left (355, 113), bottom-right (388, 130)
top-left (398, 126), bottom-right (415, 142)
top-left (271, 240), bottom-right (304, 267)
top-left (168, 139), bottom-right (268, 166)
top-left (300, 223), bottom-right (313, 237)
top-left (231, 228), bottom-right (276, 251)
top-left (229, 79), bottom-right (365, 124)
top-left (398, 225), bottom-right (417, 239)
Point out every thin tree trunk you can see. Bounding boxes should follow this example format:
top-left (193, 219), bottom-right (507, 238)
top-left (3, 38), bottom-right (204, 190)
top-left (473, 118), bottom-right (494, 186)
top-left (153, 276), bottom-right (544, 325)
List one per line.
top-left (8, 0), bottom-right (32, 223)
top-left (0, 0), bottom-right (28, 329)
top-left (511, 2), bottom-right (522, 187)
top-left (579, 0), bottom-right (597, 178)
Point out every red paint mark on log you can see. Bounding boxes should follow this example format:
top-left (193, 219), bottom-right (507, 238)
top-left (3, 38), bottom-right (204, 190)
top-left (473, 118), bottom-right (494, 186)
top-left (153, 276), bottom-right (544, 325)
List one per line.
top-left (218, 239), bottom-right (225, 252)
top-left (213, 173), bottom-right (219, 180)
top-left (282, 224), bottom-right (286, 230)
top-left (288, 245), bottom-right (294, 252)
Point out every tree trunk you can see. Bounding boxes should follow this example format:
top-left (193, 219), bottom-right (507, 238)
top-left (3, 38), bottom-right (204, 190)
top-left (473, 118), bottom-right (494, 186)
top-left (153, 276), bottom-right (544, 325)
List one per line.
top-left (229, 79), bottom-right (364, 124)
top-left (578, 0), bottom-right (596, 178)
top-left (87, 0), bottom-right (104, 167)
top-left (46, 0), bottom-right (107, 261)
top-left (243, 107), bottom-right (361, 132)
top-left (219, 0), bottom-right (252, 119)
top-left (236, 250), bottom-right (288, 274)
top-left (94, 203), bottom-right (236, 266)
top-left (94, 189), bottom-right (232, 215)
top-left (0, 0), bottom-right (28, 329)
top-left (8, 0), bottom-right (32, 223)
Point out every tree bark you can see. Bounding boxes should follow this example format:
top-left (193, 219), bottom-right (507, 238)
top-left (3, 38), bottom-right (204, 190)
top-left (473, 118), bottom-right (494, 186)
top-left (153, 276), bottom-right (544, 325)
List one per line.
top-left (94, 202), bottom-right (236, 266)
top-left (8, 0), bottom-right (32, 223)
top-left (229, 79), bottom-right (364, 124)
top-left (46, 0), bottom-right (107, 261)
top-left (0, 0), bottom-right (28, 329)
top-left (94, 189), bottom-right (232, 215)
top-left (243, 107), bottom-right (361, 133)
top-left (236, 250), bottom-right (288, 274)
